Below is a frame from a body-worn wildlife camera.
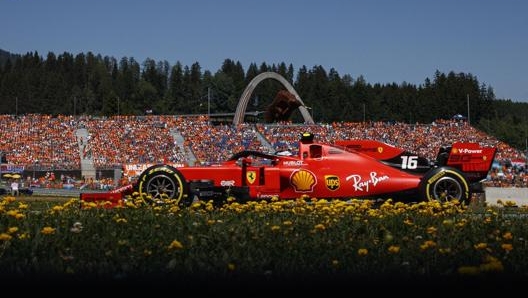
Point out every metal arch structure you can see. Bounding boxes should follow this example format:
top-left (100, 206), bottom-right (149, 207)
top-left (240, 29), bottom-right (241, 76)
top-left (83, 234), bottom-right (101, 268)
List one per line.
top-left (232, 72), bottom-right (314, 125)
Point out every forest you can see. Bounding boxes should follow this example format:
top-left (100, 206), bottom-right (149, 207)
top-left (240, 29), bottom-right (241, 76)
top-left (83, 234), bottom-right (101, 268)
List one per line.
top-left (0, 49), bottom-right (527, 151)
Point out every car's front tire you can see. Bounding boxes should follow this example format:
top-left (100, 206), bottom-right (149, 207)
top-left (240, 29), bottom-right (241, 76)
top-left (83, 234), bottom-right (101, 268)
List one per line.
top-left (137, 164), bottom-right (190, 205)
top-left (419, 167), bottom-right (470, 203)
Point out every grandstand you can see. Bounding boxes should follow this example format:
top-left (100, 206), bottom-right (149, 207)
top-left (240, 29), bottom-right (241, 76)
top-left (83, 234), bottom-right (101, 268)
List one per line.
top-left (0, 114), bottom-right (526, 191)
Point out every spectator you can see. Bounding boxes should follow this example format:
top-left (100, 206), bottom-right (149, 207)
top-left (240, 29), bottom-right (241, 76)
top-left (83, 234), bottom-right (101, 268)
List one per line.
top-left (11, 179), bottom-right (19, 196)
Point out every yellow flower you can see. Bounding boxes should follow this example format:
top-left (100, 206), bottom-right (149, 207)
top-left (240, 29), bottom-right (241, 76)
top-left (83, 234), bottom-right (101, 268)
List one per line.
top-left (502, 232), bottom-right (513, 240)
top-left (357, 248), bottom-right (368, 256)
top-left (0, 233), bottom-right (13, 241)
top-left (438, 247), bottom-right (452, 254)
top-left (18, 233), bottom-right (29, 240)
top-left (314, 224), bottom-right (326, 231)
top-left (345, 206), bottom-right (355, 213)
top-left (3, 196), bottom-right (16, 203)
top-left (18, 203), bottom-right (29, 209)
top-left (168, 240), bottom-right (184, 250)
top-left (282, 220), bottom-right (293, 226)
top-left (168, 205), bottom-right (180, 213)
top-left (426, 226), bottom-right (437, 234)
top-left (474, 242), bottom-right (488, 250)
top-left (52, 205), bottom-right (64, 212)
top-left (442, 219), bottom-right (454, 227)
top-left (7, 227), bottom-right (19, 234)
top-left (457, 266), bottom-right (480, 275)
top-left (403, 218), bottom-right (413, 226)
top-left (81, 201), bottom-right (97, 209)
top-left (332, 259), bottom-right (339, 267)
top-left (227, 263), bottom-right (236, 271)
top-left (6, 210), bottom-right (18, 217)
top-left (501, 243), bottom-right (513, 252)
top-left (117, 239), bottom-right (129, 246)
top-left (388, 245), bottom-right (400, 254)
top-left (420, 240), bottom-right (436, 251)
top-left (270, 225), bottom-right (281, 232)
top-left (480, 259), bottom-right (504, 273)
top-left (205, 202), bottom-right (214, 211)
top-left (504, 200), bottom-right (517, 207)
top-left (115, 218), bottom-right (127, 224)
top-left (41, 227), bottom-right (56, 235)
top-left (455, 218), bottom-right (467, 228)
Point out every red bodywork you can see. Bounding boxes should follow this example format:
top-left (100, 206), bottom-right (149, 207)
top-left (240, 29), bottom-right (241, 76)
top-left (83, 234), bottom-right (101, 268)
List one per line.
top-left (81, 134), bottom-right (496, 205)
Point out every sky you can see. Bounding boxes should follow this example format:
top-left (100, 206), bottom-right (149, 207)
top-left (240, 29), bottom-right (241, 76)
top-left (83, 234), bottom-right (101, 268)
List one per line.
top-left (2, 0), bottom-right (527, 102)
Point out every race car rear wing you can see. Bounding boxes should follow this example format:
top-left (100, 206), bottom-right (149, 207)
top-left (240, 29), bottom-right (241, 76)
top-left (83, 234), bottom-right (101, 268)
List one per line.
top-left (442, 142), bottom-right (497, 183)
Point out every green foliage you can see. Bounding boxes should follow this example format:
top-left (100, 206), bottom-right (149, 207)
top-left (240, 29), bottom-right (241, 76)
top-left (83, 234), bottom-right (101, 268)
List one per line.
top-left (476, 99), bottom-right (528, 151)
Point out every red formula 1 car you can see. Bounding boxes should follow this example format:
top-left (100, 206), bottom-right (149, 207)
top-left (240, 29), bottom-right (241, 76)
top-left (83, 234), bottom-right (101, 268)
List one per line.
top-left (81, 132), bottom-right (496, 206)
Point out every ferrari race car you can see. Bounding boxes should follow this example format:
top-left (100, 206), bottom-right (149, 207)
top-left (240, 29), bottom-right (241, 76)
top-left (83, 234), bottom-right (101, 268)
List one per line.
top-left (81, 132), bottom-right (496, 206)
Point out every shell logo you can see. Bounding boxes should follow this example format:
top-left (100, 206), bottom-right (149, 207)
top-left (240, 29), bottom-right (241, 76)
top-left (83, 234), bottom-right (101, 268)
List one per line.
top-left (452, 148), bottom-right (458, 154)
top-left (290, 169), bottom-right (317, 192)
top-left (377, 147), bottom-right (384, 153)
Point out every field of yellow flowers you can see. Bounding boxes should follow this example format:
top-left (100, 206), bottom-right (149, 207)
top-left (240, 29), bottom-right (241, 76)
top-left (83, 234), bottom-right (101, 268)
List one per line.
top-left (1, 194), bottom-right (528, 291)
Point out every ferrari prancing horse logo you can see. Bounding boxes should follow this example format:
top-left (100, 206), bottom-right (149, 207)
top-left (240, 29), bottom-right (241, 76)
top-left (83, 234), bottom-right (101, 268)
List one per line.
top-left (246, 171), bottom-right (256, 184)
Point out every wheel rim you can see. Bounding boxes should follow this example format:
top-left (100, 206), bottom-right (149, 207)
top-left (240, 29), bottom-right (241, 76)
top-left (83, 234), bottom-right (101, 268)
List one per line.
top-left (432, 176), bottom-right (463, 201)
top-left (145, 174), bottom-right (179, 200)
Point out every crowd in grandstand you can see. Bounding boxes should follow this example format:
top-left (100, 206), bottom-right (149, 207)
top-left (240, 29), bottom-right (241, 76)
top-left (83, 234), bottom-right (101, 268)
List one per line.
top-left (79, 115), bottom-right (187, 168)
top-left (0, 114), bottom-right (80, 170)
top-left (0, 114), bottom-right (526, 189)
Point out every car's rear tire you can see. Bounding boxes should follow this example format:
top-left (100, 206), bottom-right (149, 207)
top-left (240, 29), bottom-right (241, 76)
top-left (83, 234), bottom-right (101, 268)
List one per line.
top-left (419, 167), bottom-right (470, 203)
top-left (137, 164), bottom-right (190, 205)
